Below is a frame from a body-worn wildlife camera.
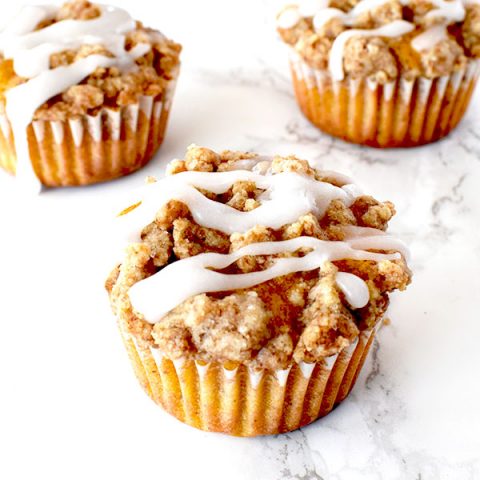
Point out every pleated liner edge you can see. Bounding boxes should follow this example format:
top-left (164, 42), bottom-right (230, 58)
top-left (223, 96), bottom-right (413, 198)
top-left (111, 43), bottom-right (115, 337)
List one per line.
top-left (119, 320), bottom-right (382, 436)
top-left (290, 52), bottom-right (480, 148)
top-left (0, 71), bottom-right (178, 186)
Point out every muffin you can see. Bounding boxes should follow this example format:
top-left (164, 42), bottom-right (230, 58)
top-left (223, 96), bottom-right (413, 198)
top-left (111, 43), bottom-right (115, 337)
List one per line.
top-left (0, 0), bottom-right (181, 190)
top-left (106, 145), bottom-right (412, 436)
top-left (277, 0), bottom-right (480, 147)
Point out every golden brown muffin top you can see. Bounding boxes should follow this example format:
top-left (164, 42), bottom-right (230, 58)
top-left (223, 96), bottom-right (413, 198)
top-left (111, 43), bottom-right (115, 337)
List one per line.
top-left (0, 0), bottom-right (181, 120)
top-left (106, 146), bottom-right (411, 371)
top-left (277, 0), bottom-right (480, 82)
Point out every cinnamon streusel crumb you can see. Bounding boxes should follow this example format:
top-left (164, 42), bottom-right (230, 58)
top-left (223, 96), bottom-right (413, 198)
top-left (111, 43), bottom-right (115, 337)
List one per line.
top-left (107, 147), bottom-right (411, 371)
top-left (56, 0), bottom-right (100, 21)
top-left (278, 0), bottom-right (480, 80)
top-left (0, 0), bottom-right (181, 120)
top-left (463, 5), bottom-right (480, 56)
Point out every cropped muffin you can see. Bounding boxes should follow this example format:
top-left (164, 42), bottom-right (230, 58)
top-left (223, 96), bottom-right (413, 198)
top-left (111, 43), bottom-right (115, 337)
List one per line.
top-left (277, 0), bottom-right (480, 147)
top-left (106, 145), bottom-right (412, 436)
top-left (0, 0), bottom-right (181, 189)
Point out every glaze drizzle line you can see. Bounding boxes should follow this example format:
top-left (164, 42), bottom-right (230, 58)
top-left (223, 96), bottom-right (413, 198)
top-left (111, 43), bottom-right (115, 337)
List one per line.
top-left (129, 235), bottom-right (400, 323)
top-left (278, 0), bottom-right (468, 80)
top-left (118, 169), bottom-right (362, 241)
top-left (118, 162), bottom-right (408, 322)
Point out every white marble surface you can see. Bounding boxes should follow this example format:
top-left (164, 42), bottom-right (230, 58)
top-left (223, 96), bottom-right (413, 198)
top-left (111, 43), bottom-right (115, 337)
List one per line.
top-left (1, 1), bottom-right (480, 479)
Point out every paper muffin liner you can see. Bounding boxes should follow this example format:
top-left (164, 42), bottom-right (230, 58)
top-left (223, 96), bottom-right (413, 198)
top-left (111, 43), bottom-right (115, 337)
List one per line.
top-left (289, 52), bottom-right (480, 148)
top-left (0, 72), bottom-right (178, 186)
top-left (119, 320), bottom-right (382, 437)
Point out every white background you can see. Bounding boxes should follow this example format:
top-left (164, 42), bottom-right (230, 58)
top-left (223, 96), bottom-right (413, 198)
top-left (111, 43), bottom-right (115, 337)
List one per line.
top-left (1, 1), bottom-right (480, 479)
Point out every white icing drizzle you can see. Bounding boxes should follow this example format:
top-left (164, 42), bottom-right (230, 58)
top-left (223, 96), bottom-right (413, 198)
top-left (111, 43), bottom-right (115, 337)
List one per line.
top-left (118, 169), bottom-right (358, 242)
top-left (1, 5), bottom-right (58, 36)
top-left (0, 4), bottom-right (147, 191)
top-left (410, 0), bottom-right (465, 52)
top-left (213, 157), bottom-right (355, 183)
top-left (312, 0), bottom-right (404, 31)
top-left (411, 24), bottom-right (448, 51)
top-left (410, 0), bottom-right (468, 53)
top-left (217, 155), bottom-right (273, 173)
top-left (282, 0), bottom-right (408, 31)
top-left (347, 234), bottom-right (410, 261)
top-left (229, 158), bottom-right (264, 170)
top-left (281, 0), bottom-right (467, 80)
top-left (425, 0), bottom-right (465, 22)
top-left (335, 272), bottom-right (370, 309)
top-left (319, 170), bottom-right (356, 185)
top-left (279, 1), bottom-right (415, 81)
top-left (342, 225), bottom-right (410, 261)
top-left (129, 235), bottom-right (400, 323)
top-left (329, 20), bottom-right (415, 81)
top-left (277, 6), bottom-right (302, 29)
top-left (342, 225), bottom-right (389, 237)
top-left (118, 162), bottom-right (408, 323)
top-left (313, 8), bottom-right (348, 31)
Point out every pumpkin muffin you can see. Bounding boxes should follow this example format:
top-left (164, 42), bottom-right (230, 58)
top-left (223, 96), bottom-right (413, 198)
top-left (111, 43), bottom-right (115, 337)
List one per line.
top-left (0, 0), bottom-right (181, 189)
top-left (106, 145), bottom-right (412, 436)
top-left (277, 0), bottom-right (480, 147)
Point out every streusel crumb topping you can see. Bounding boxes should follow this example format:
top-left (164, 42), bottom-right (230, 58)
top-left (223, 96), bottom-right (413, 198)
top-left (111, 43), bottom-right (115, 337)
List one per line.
top-left (106, 147), bottom-right (411, 371)
top-left (0, 0), bottom-right (181, 120)
top-left (278, 0), bottom-right (480, 81)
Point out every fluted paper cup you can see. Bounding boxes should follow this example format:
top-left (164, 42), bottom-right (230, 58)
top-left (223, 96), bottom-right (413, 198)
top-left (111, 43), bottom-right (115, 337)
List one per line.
top-left (289, 52), bottom-right (480, 148)
top-left (0, 71), bottom-right (178, 186)
top-left (119, 320), bottom-right (382, 437)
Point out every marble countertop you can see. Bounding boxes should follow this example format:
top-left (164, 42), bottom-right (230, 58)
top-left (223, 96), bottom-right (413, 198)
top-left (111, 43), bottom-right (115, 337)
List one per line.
top-left (1, 1), bottom-right (479, 479)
